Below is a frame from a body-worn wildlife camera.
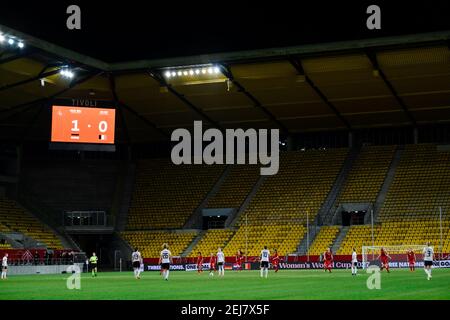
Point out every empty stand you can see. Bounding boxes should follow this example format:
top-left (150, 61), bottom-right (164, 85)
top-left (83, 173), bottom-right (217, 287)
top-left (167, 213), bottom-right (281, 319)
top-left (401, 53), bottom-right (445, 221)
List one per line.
top-left (338, 145), bottom-right (395, 204)
top-left (308, 226), bottom-right (340, 255)
top-left (337, 220), bottom-right (450, 255)
top-left (379, 144), bottom-right (450, 221)
top-left (127, 159), bottom-right (225, 229)
top-left (0, 244), bottom-right (11, 249)
top-left (0, 196), bottom-right (64, 249)
top-left (238, 149), bottom-right (348, 226)
top-left (121, 231), bottom-right (197, 258)
top-left (224, 224), bottom-right (306, 256)
top-left (207, 165), bottom-right (260, 208)
top-left (188, 229), bottom-right (235, 257)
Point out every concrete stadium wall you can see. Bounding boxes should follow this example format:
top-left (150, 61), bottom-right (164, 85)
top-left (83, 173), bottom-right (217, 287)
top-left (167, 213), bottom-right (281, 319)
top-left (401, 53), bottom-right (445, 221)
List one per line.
top-left (7, 263), bottom-right (84, 275)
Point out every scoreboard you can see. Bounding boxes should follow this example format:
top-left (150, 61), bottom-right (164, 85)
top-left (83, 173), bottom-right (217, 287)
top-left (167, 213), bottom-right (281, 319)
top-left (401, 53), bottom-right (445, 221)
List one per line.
top-left (51, 105), bottom-right (115, 144)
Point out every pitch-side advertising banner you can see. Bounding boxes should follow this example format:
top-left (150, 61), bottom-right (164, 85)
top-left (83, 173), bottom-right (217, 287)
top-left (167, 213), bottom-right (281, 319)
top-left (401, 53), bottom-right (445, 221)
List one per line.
top-left (145, 260), bottom-right (450, 271)
top-left (277, 260), bottom-right (450, 269)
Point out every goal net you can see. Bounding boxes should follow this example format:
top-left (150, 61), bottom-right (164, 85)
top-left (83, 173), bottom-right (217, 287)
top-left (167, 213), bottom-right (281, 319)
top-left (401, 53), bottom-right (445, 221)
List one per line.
top-left (362, 245), bottom-right (432, 269)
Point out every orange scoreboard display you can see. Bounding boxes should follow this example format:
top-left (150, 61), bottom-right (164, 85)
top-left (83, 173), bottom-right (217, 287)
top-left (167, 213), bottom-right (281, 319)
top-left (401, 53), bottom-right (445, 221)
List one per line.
top-left (51, 106), bottom-right (115, 144)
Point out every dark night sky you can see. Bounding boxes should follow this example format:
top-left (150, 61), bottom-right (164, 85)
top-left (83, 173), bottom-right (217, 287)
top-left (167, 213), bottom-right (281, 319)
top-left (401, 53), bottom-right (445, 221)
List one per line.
top-left (0, 1), bottom-right (449, 62)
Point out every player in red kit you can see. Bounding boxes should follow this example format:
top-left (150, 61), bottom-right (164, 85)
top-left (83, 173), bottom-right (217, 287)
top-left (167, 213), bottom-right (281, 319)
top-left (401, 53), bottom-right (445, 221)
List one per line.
top-left (271, 249), bottom-right (281, 273)
top-left (377, 247), bottom-right (391, 273)
top-left (208, 253), bottom-right (216, 277)
top-left (235, 250), bottom-right (243, 271)
top-left (239, 251), bottom-right (245, 270)
top-left (196, 252), bottom-right (203, 274)
top-left (407, 249), bottom-right (416, 272)
top-left (323, 248), bottom-right (333, 273)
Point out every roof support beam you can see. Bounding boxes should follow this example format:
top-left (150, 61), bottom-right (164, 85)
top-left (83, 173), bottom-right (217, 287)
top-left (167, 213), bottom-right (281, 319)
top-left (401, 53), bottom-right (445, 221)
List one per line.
top-left (148, 69), bottom-right (223, 129)
top-left (108, 73), bottom-right (170, 140)
top-left (219, 65), bottom-right (290, 136)
top-left (0, 68), bottom-right (62, 92)
top-left (0, 49), bottom-right (35, 65)
top-left (0, 71), bottom-right (102, 119)
top-left (288, 58), bottom-right (352, 130)
top-left (108, 74), bottom-right (131, 144)
top-left (366, 52), bottom-right (417, 126)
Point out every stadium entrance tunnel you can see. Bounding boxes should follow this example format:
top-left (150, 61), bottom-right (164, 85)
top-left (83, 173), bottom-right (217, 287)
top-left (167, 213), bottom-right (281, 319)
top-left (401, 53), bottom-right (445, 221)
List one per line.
top-left (202, 215), bottom-right (228, 229)
top-left (201, 208), bottom-right (233, 229)
top-left (70, 233), bottom-right (115, 269)
top-left (334, 203), bottom-right (373, 226)
top-left (342, 210), bottom-right (366, 226)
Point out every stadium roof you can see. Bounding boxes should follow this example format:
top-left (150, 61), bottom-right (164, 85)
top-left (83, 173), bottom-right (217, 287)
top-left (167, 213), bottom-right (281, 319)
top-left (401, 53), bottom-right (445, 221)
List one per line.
top-left (1, 24), bottom-right (450, 144)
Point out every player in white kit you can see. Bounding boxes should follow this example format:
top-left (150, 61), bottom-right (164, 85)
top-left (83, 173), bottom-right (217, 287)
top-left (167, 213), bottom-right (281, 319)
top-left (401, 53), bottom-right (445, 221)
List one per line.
top-left (159, 243), bottom-right (173, 281)
top-left (217, 248), bottom-right (225, 277)
top-left (422, 242), bottom-right (434, 280)
top-left (132, 248), bottom-right (143, 279)
top-left (1, 253), bottom-right (8, 280)
top-left (351, 247), bottom-right (358, 276)
top-left (260, 246), bottom-right (270, 278)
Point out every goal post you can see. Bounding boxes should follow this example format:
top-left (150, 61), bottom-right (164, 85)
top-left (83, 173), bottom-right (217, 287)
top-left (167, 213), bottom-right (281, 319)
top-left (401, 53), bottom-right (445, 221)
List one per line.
top-left (361, 245), bottom-right (432, 269)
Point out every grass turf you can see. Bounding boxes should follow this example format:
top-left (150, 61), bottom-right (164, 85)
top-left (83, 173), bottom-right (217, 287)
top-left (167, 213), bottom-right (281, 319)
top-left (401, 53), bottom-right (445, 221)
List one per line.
top-left (1, 269), bottom-right (449, 300)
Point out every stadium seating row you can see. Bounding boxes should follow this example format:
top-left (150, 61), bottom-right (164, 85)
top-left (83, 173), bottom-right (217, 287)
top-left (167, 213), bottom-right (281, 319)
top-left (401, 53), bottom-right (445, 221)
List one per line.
top-left (223, 224), bottom-right (306, 256)
top-left (188, 229), bottom-right (235, 257)
top-left (0, 196), bottom-right (63, 249)
top-left (237, 149), bottom-right (347, 226)
top-left (338, 220), bottom-right (450, 254)
top-left (121, 230), bottom-right (198, 257)
top-left (308, 226), bottom-right (340, 255)
top-left (0, 242), bottom-right (12, 249)
top-left (123, 145), bottom-right (450, 258)
top-left (338, 145), bottom-right (395, 203)
top-left (379, 144), bottom-right (450, 221)
top-left (207, 164), bottom-right (260, 209)
top-left (127, 159), bottom-right (225, 229)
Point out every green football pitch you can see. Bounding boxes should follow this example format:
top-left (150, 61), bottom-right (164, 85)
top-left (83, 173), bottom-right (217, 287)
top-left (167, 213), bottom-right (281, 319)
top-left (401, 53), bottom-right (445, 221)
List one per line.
top-left (1, 269), bottom-right (449, 300)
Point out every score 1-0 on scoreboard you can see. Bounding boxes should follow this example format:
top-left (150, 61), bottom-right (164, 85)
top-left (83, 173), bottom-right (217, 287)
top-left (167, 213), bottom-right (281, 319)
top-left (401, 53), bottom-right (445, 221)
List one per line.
top-left (51, 105), bottom-right (115, 144)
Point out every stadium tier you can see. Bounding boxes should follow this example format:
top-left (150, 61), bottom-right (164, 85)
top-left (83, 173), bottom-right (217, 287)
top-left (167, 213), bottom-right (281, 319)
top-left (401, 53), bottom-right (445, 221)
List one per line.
top-left (379, 144), bottom-right (450, 221)
top-left (337, 220), bottom-right (450, 255)
top-left (337, 145), bottom-right (396, 203)
top-left (0, 196), bottom-right (63, 249)
top-left (223, 224), bottom-right (306, 256)
top-left (207, 165), bottom-right (260, 208)
top-left (337, 225), bottom-right (381, 255)
top-left (0, 242), bottom-right (12, 249)
top-left (121, 231), bottom-right (198, 258)
top-left (237, 149), bottom-right (348, 226)
top-left (188, 229), bottom-right (235, 257)
top-left (308, 226), bottom-right (340, 255)
top-left (107, 145), bottom-right (450, 258)
top-left (127, 159), bottom-right (226, 229)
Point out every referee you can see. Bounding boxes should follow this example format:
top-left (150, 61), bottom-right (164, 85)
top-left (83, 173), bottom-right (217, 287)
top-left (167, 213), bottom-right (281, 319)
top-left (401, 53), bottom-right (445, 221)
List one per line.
top-left (89, 252), bottom-right (98, 277)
